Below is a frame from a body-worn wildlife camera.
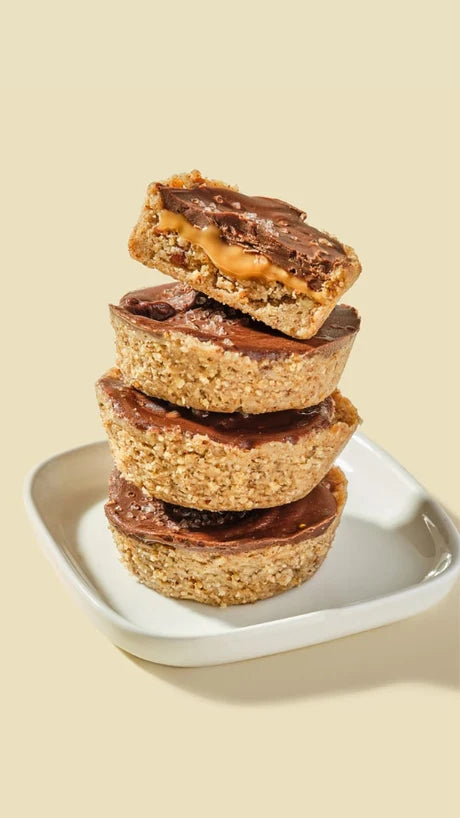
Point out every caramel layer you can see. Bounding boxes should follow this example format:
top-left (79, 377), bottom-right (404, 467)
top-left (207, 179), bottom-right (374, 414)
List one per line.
top-left (157, 183), bottom-right (358, 298)
top-left (157, 209), bottom-right (322, 300)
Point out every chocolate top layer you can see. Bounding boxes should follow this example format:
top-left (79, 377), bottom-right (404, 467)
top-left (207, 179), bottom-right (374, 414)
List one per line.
top-left (98, 371), bottom-right (335, 449)
top-left (106, 470), bottom-right (338, 552)
top-left (158, 184), bottom-right (349, 290)
top-left (113, 283), bottom-right (360, 360)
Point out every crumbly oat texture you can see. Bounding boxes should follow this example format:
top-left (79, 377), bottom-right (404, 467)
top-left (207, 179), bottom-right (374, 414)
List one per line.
top-left (111, 306), bottom-right (358, 413)
top-left (128, 171), bottom-right (361, 339)
top-left (108, 466), bottom-right (347, 606)
top-left (96, 372), bottom-right (359, 511)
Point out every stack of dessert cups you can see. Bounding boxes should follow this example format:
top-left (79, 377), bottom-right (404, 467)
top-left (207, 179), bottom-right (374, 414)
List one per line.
top-left (97, 170), bottom-right (361, 606)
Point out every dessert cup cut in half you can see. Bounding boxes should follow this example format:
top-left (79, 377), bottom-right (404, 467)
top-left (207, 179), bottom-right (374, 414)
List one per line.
top-left (105, 466), bottom-right (348, 606)
top-left (96, 368), bottom-right (359, 511)
top-left (128, 170), bottom-right (361, 339)
top-left (110, 282), bottom-right (360, 414)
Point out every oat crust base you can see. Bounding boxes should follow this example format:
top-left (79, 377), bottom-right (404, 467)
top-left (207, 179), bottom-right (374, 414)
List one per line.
top-left (111, 307), bottom-right (357, 413)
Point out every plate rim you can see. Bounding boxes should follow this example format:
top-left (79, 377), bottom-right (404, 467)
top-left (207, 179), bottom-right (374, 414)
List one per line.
top-left (24, 433), bottom-right (460, 645)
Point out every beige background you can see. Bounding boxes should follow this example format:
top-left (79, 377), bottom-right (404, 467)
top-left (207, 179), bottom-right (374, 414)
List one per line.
top-left (2, 2), bottom-right (459, 816)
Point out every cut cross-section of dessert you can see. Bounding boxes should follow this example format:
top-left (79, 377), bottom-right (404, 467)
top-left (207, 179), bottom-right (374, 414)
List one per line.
top-left (96, 368), bottom-right (359, 511)
top-left (128, 170), bottom-right (361, 339)
top-left (105, 466), bottom-right (348, 606)
top-left (110, 282), bottom-right (360, 414)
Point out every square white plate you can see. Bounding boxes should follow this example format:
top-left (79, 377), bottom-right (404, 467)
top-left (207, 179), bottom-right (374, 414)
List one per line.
top-left (25, 434), bottom-right (459, 666)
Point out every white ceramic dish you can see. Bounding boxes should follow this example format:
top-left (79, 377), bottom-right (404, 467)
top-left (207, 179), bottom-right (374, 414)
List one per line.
top-left (25, 434), bottom-right (459, 667)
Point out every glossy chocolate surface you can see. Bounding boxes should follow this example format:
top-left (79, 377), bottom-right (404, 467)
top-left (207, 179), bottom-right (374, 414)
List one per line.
top-left (106, 470), bottom-right (338, 552)
top-left (112, 283), bottom-right (360, 360)
top-left (98, 370), bottom-right (335, 449)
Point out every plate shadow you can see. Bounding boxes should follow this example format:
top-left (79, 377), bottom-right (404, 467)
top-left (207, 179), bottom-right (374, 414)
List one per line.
top-left (122, 504), bottom-right (460, 703)
top-left (124, 579), bottom-right (459, 704)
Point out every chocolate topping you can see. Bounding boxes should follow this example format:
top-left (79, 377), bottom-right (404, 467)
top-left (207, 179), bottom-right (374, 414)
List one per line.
top-left (113, 283), bottom-right (360, 360)
top-left (98, 370), bottom-right (335, 449)
top-left (158, 185), bottom-right (349, 289)
top-left (165, 505), bottom-right (252, 530)
top-left (105, 470), bottom-right (338, 552)
top-left (123, 298), bottom-right (177, 321)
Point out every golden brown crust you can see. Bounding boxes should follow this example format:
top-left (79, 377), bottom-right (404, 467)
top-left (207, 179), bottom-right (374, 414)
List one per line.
top-left (108, 467), bottom-right (347, 606)
top-left (128, 171), bottom-right (361, 339)
top-left (110, 306), bottom-right (358, 413)
top-left (96, 372), bottom-right (359, 511)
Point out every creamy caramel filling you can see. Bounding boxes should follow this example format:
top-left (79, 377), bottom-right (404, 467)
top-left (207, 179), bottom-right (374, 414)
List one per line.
top-left (157, 209), bottom-right (326, 301)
